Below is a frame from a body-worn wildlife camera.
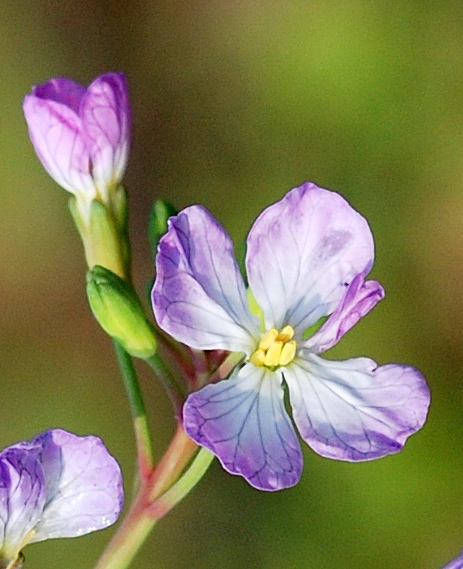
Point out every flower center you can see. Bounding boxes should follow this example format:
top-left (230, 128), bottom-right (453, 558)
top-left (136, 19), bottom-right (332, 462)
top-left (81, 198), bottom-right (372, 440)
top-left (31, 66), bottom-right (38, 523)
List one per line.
top-left (249, 325), bottom-right (297, 368)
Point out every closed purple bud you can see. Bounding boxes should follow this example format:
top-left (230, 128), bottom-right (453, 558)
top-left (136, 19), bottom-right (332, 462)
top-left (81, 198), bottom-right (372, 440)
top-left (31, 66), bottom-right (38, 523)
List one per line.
top-left (23, 73), bottom-right (130, 204)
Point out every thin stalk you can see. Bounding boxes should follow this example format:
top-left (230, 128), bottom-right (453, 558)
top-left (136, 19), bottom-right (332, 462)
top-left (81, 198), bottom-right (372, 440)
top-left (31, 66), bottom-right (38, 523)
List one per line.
top-left (93, 425), bottom-right (202, 569)
top-left (113, 340), bottom-right (154, 477)
top-left (149, 447), bottom-right (214, 519)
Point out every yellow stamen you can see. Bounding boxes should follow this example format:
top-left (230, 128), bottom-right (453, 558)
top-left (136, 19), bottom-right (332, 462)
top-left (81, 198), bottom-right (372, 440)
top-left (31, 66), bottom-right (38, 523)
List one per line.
top-left (250, 348), bottom-right (266, 367)
top-left (280, 340), bottom-right (297, 366)
top-left (276, 325), bottom-right (294, 343)
top-left (250, 325), bottom-right (297, 368)
top-left (259, 329), bottom-right (278, 350)
top-left (264, 341), bottom-right (283, 367)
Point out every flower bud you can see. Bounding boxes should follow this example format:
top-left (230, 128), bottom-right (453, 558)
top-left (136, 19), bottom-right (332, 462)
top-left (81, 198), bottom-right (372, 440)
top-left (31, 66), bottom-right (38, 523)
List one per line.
top-left (87, 266), bottom-right (156, 359)
top-left (23, 72), bottom-right (130, 224)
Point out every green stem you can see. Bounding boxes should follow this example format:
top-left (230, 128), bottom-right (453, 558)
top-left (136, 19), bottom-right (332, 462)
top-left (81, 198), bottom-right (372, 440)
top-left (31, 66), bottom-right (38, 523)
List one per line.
top-left (113, 340), bottom-right (154, 476)
top-left (149, 448), bottom-right (214, 519)
top-left (93, 427), bottom-right (207, 569)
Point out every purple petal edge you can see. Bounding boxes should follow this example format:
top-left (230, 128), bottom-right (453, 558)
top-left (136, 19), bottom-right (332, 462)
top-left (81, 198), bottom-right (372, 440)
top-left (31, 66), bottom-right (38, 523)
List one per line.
top-left (286, 355), bottom-right (430, 461)
top-left (306, 273), bottom-right (384, 353)
top-left (183, 365), bottom-right (302, 491)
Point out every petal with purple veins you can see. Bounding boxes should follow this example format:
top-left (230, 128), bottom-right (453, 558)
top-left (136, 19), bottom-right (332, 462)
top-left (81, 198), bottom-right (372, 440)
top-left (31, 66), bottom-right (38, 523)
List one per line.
top-left (183, 364), bottom-right (302, 491)
top-left (285, 353), bottom-right (430, 461)
top-left (152, 205), bottom-right (259, 352)
top-left (82, 73), bottom-right (130, 192)
top-left (246, 182), bottom-right (375, 334)
top-left (33, 77), bottom-right (86, 112)
top-left (305, 273), bottom-right (384, 353)
top-left (23, 95), bottom-right (93, 195)
top-left (0, 443), bottom-right (46, 556)
top-left (30, 429), bottom-right (123, 541)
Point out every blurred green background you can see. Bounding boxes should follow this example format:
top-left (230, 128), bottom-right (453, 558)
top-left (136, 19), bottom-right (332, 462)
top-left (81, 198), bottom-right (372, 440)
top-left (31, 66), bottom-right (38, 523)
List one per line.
top-left (1, 1), bottom-right (462, 567)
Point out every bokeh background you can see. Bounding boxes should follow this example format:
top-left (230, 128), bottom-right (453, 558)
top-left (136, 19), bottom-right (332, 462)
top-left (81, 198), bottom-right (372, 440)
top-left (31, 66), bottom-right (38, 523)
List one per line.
top-left (1, 1), bottom-right (463, 568)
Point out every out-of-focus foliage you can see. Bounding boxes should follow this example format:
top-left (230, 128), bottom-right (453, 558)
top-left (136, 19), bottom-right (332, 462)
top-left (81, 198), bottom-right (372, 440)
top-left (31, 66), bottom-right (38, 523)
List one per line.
top-left (1, 1), bottom-right (463, 567)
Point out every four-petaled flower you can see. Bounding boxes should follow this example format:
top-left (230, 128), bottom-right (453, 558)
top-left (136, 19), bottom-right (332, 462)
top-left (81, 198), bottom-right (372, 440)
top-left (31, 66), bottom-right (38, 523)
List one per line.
top-left (152, 182), bottom-right (430, 491)
top-left (23, 72), bottom-right (130, 221)
top-left (0, 429), bottom-right (123, 569)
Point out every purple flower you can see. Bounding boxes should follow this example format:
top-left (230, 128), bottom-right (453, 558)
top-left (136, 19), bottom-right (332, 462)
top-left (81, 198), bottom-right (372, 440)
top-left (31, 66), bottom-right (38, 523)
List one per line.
top-left (0, 429), bottom-right (123, 567)
top-left (152, 182), bottom-right (430, 491)
top-left (23, 73), bottom-right (130, 215)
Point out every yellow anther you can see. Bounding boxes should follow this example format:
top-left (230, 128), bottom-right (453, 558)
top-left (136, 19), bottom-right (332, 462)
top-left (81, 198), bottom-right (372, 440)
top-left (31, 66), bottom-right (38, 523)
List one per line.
top-left (264, 341), bottom-right (283, 367)
top-left (249, 325), bottom-right (297, 368)
top-left (259, 328), bottom-right (278, 350)
top-left (276, 325), bottom-right (294, 343)
top-left (250, 348), bottom-right (266, 367)
top-left (279, 340), bottom-right (297, 366)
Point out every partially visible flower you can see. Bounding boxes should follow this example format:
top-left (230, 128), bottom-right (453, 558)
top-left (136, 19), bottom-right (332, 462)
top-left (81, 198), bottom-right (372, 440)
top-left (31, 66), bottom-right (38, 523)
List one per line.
top-left (23, 72), bottom-right (130, 222)
top-left (152, 182), bottom-right (430, 491)
top-left (441, 550), bottom-right (463, 569)
top-left (0, 429), bottom-right (123, 568)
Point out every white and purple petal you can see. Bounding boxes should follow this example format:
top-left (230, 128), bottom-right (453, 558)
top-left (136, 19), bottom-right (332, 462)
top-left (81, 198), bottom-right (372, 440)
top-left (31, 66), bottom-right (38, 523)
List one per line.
top-left (284, 354), bottom-right (430, 461)
top-left (246, 182), bottom-right (375, 334)
top-left (183, 364), bottom-right (302, 490)
top-left (23, 93), bottom-right (94, 195)
top-left (81, 73), bottom-right (130, 194)
top-left (0, 443), bottom-right (46, 556)
top-left (305, 273), bottom-right (384, 353)
top-left (31, 429), bottom-right (123, 541)
top-left (152, 206), bottom-right (260, 352)
top-left (23, 73), bottom-right (130, 199)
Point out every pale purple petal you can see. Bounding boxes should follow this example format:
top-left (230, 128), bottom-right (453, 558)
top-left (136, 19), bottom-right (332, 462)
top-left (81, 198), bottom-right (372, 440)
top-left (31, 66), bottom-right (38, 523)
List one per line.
top-left (23, 73), bottom-right (130, 197)
top-left (183, 364), bottom-right (302, 490)
top-left (284, 354), bottom-right (430, 460)
top-left (0, 443), bottom-right (46, 555)
top-left (30, 429), bottom-right (123, 541)
top-left (23, 95), bottom-right (94, 195)
top-left (441, 550), bottom-right (463, 569)
top-left (32, 77), bottom-right (86, 112)
top-left (152, 206), bottom-right (260, 352)
top-left (246, 182), bottom-right (375, 334)
top-left (82, 73), bottom-right (130, 192)
top-left (306, 273), bottom-right (384, 353)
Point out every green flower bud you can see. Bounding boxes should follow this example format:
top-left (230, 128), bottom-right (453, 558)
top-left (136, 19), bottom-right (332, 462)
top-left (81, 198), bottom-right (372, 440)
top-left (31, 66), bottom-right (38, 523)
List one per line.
top-left (87, 266), bottom-right (156, 358)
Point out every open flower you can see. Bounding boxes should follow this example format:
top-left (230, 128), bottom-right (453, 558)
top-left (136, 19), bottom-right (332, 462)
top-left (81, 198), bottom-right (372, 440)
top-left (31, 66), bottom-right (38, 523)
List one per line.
top-left (0, 428), bottom-right (123, 568)
top-left (23, 72), bottom-right (130, 219)
top-left (152, 182), bottom-right (430, 491)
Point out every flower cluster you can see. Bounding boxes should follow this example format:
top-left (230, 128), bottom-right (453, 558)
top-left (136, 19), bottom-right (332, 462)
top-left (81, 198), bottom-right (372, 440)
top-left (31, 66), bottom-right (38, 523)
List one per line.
top-left (22, 71), bottom-right (438, 568)
top-left (0, 429), bottom-right (122, 569)
top-left (152, 182), bottom-right (430, 490)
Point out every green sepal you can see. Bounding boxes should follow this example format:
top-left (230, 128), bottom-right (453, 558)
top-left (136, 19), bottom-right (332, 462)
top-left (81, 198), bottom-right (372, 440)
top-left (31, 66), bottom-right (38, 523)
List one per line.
top-left (88, 200), bottom-right (127, 278)
top-left (148, 200), bottom-right (178, 255)
top-left (87, 265), bottom-right (157, 359)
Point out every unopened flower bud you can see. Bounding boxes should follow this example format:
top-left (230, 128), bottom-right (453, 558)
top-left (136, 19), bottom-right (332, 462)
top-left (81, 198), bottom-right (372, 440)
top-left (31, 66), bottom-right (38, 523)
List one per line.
top-left (87, 265), bottom-right (156, 358)
top-left (23, 72), bottom-right (130, 226)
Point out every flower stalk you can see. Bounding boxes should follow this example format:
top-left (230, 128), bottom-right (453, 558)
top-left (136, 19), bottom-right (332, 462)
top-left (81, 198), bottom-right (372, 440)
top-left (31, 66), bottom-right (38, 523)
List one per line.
top-left (93, 426), bottom-right (208, 569)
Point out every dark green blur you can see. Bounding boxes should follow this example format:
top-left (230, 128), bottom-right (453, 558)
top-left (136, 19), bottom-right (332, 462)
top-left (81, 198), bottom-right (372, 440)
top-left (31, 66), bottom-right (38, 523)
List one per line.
top-left (1, 1), bottom-right (462, 567)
